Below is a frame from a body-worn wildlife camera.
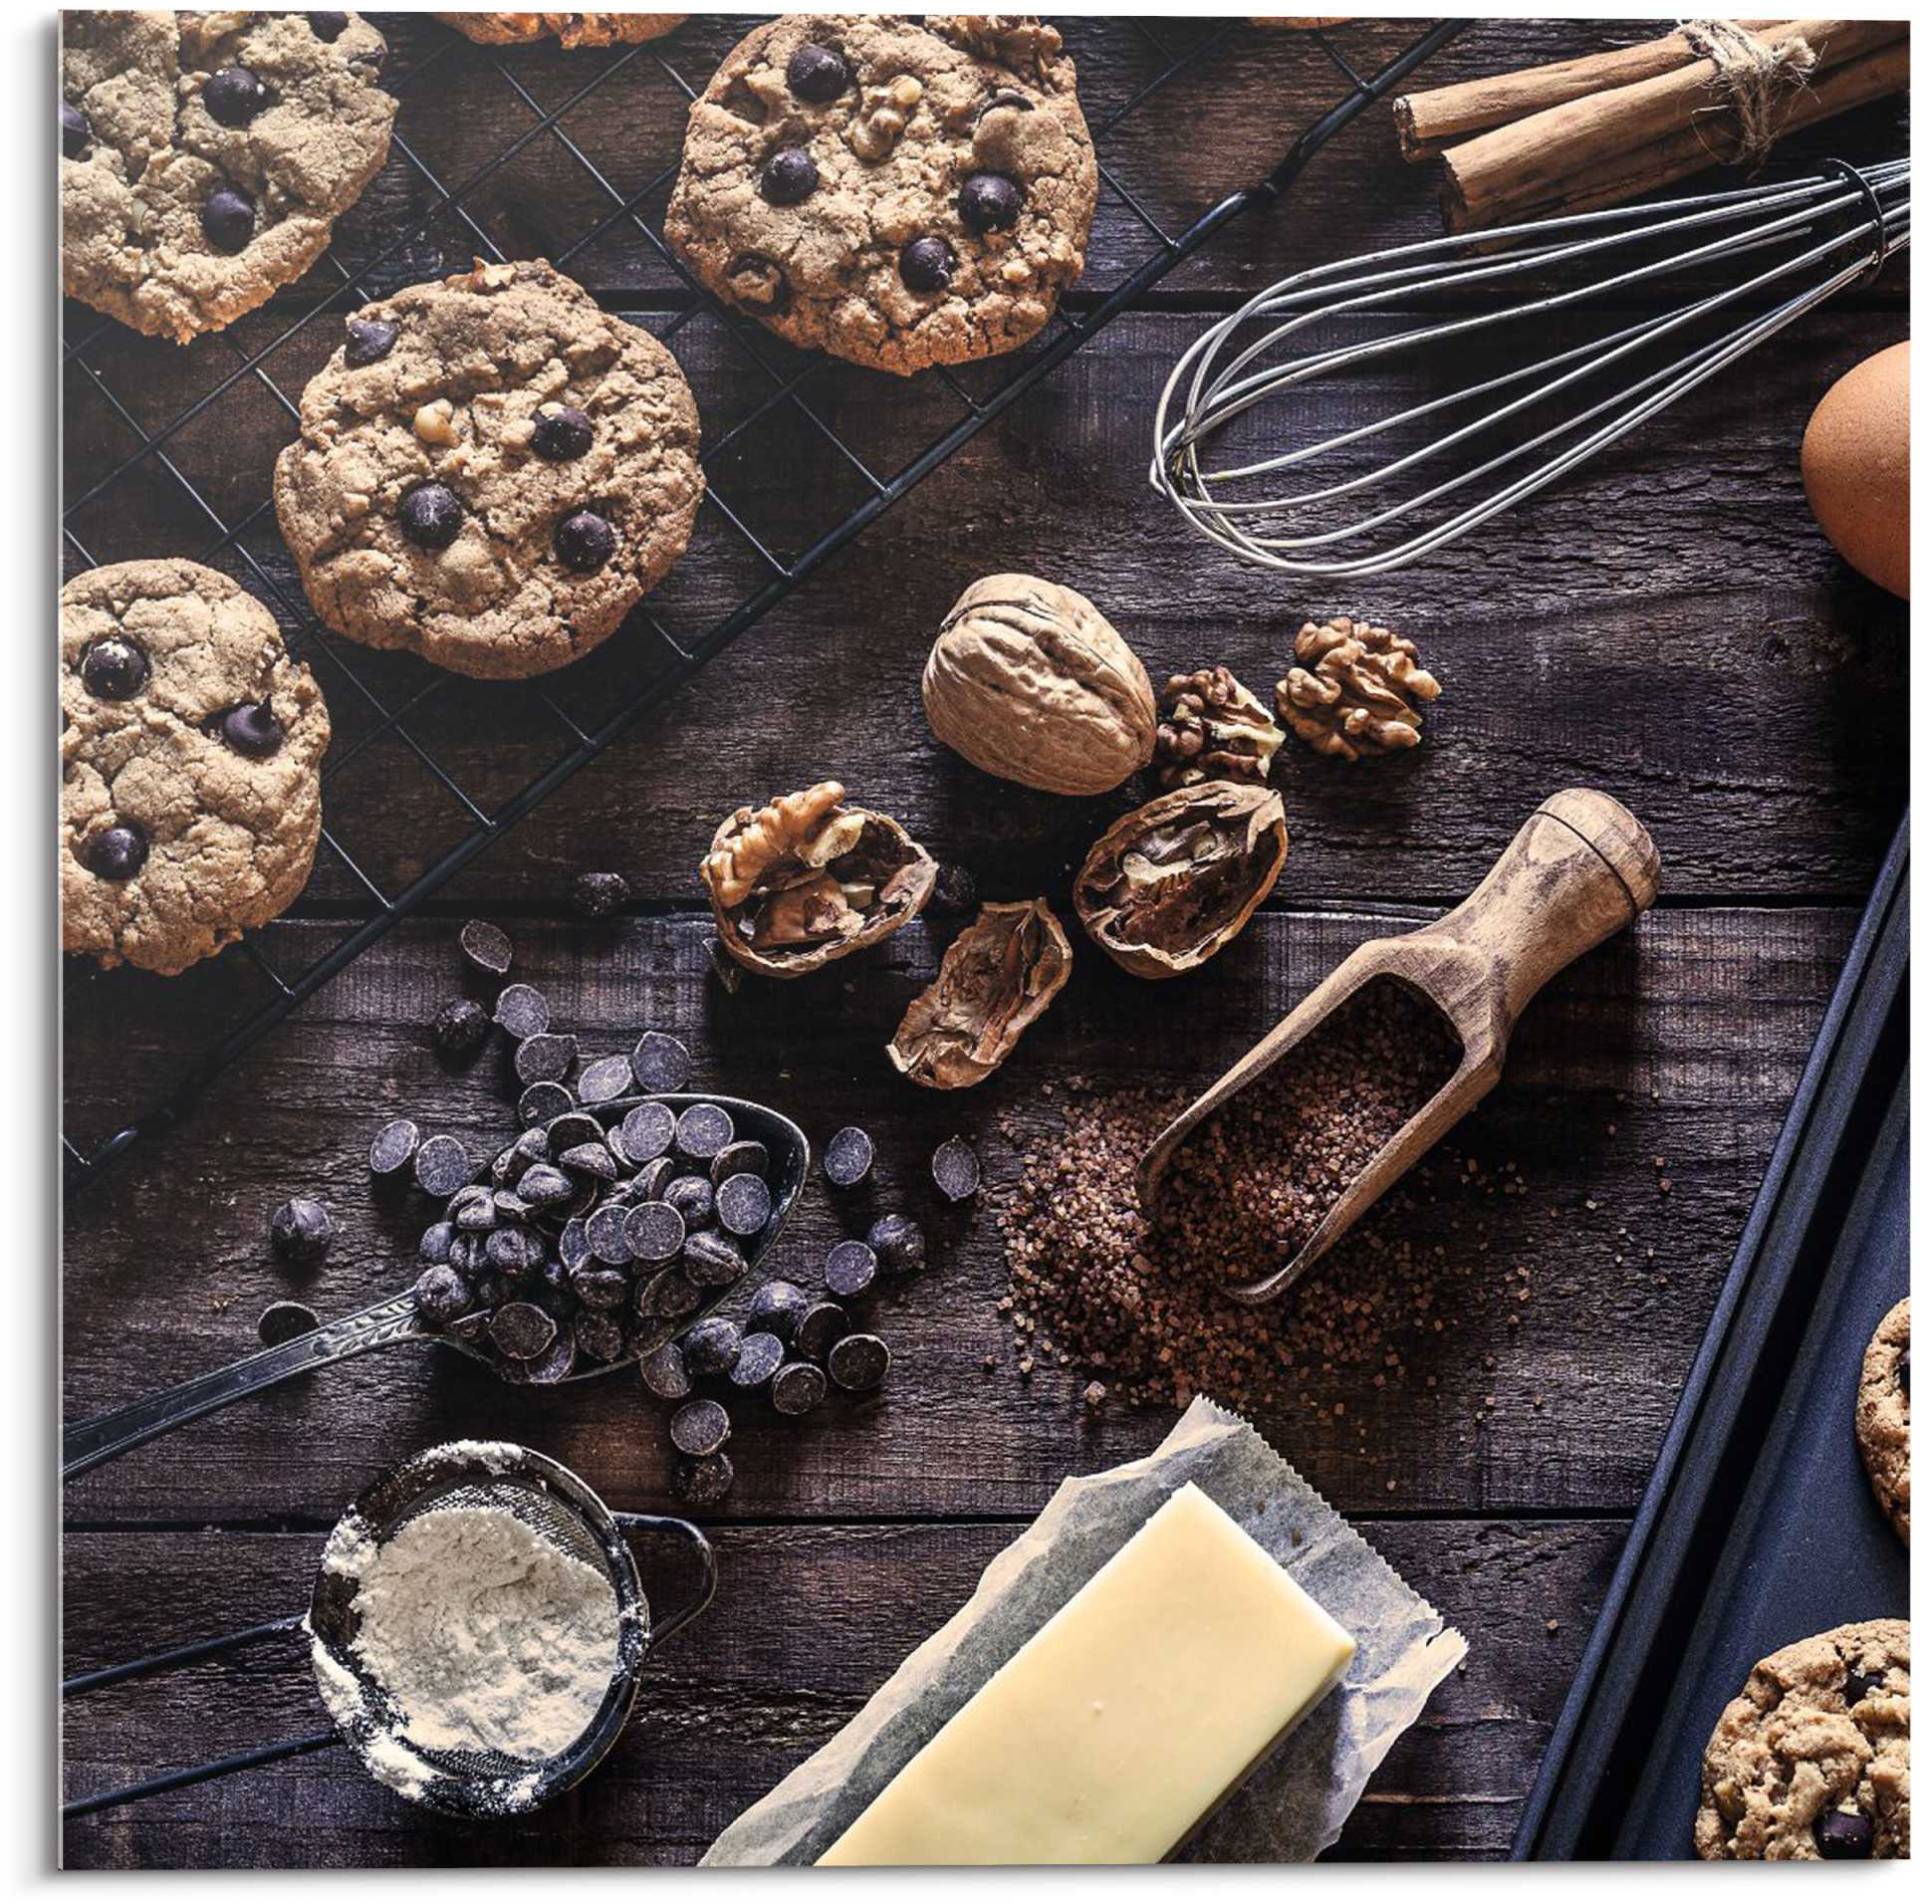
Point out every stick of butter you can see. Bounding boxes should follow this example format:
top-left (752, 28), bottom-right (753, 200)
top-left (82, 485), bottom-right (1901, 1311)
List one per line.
top-left (815, 1482), bottom-right (1356, 1865)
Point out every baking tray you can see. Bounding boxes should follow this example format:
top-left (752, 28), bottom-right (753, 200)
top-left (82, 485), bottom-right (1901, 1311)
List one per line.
top-left (1513, 814), bottom-right (1910, 1860)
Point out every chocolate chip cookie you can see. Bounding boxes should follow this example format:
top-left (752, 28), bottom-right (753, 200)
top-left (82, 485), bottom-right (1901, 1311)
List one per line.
top-left (1858, 1298), bottom-right (1911, 1543)
top-left (1696, 1619), bottom-right (1910, 1859)
top-left (62, 561), bottom-right (330, 976)
top-left (273, 259), bottom-right (704, 680)
top-left (437, 13), bottom-right (685, 46)
top-left (62, 12), bottom-right (395, 344)
top-left (665, 15), bottom-right (1097, 375)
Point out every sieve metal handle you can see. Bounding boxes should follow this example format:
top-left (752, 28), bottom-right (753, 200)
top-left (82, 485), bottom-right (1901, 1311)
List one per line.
top-left (614, 1514), bottom-right (719, 1645)
top-left (63, 1291), bottom-right (436, 1482)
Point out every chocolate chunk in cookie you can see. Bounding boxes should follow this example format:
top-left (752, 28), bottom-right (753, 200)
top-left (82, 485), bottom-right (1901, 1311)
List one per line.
top-left (1857, 1298), bottom-right (1911, 1543)
top-left (62, 560), bottom-right (330, 976)
top-left (273, 260), bottom-right (703, 680)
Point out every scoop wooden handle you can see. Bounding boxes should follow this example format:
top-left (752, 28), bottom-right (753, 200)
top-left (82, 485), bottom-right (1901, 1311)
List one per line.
top-left (1417, 788), bottom-right (1660, 1039)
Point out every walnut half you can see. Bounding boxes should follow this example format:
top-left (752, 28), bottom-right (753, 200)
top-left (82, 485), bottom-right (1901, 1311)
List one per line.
top-left (1278, 617), bottom-right (1440, 760)
top-left (1154, 666), bottom-right (1284, 789)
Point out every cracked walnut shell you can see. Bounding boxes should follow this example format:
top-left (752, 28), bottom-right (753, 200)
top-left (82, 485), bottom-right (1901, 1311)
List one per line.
top-left (922, 574), bottom-right (1156, 796)
top-left (1278, 617), bottom-right (1440, 760)
top-left (1154, 666), bottom-right (1284, 789)
top-left (701, 781), bottom-right (935, 978)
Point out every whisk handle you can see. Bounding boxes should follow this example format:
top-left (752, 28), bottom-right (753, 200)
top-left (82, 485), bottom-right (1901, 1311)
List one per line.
top-left (63, 1291), bottom-right (433, 1483)
top-left (615, 1513), bottom-right (720, 1646)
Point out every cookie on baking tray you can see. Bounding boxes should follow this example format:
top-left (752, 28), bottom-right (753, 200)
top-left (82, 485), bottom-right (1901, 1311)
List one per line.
top-left (61, 11), bottom-right (395, 344)
top-left (1695, 1618), bottom-right (1910, 1860)
top-left (1857, 1297), bottom-right (1911, 1543)
top-left (437, 13), bottom-right (685, 47)
top-left (665, 14), bottom-right (1098, 375)
top-left (273, 259), bottom-right (704, 680)
top-left (62, 560), bottom-right (331, 977)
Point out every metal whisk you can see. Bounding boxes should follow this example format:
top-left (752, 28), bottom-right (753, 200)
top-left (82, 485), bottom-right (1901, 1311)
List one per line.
top-left (1151, 159), bottom-right (1909, 577)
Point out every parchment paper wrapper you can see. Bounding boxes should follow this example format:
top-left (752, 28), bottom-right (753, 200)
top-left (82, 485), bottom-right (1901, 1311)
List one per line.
top-left (702, 1397), bottom-right (1467, 1865)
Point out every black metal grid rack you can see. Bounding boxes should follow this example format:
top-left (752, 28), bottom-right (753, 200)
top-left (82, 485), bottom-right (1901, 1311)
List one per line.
top-left (61, 13), bottom-right (1466, 1193)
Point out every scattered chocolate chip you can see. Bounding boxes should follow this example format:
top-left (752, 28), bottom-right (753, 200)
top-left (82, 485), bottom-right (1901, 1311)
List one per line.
top-left (575, 1312), bottom-right (626, 1363)
top-left (258, 1299), bottom-right (319, 1346)
top-left (823, 1127), bottom-right (873, 1189)
top-left (570, 870), bottom-right (630, 919)
top-left (748, 1279), bottom-right (809, 1343)
top-left (824, 1239), bottom-right (877, 1300)
top-left (900, 235), bottom-right (956, 294)
top-left (867, 1213), bottom-right (926, 1274)
top-left (681, 1315), bottom-right (742, 1380)
top-left (771, 1360), bottom-right (827, 1418)
top-left (555, 508), bottom-right (616, 573)
top-left (711, 1140), bottom-right (770, 1184)
top-left (717, 1172), bottom-right (772, 1237)
top-left (518, 1081), bottom-right (573, 1127)
top-left (671, 1451), bottom-right (735, 1506)
top-left (201, 185), bottom-right (256, 254)
top-left (640, 1339), bottom-right (692, 1400)
top-left (796, 1299), bottom-right (850, 1361)
top-left (84, 822), bottom-right (148, 881)
top-left (344, 317), bottom-right (397, 367)
top-left (61, 100), bottom-right (90, 159)
top-left (307, 11), bottom-right (350, 41)
top-left (80, 637), bottom-right (148, 701)
top-left (632, 1031), bottom-right (692, 1094)
top-left (492, 983), bottom-right (550, 1042)
top-left (204, 66), bottom-right (269, 127)
top-left (458, 918), bottom-right (513, 979)
top-left (640, 1266), bottom-right (700, 1319)
top-left (683, 1229), bottom-right (747, 1289)
top-left (1845, 1667), bottom-right (1887, 1704)
top-left (675, 1102), bottom-right (734, 1163)
top-left (515, 1032), bottom-right (577, 1086)
top-left (414, 1135), bottom-right (477, 1198)
top-left (927, 861), bottom-right (977, 916)
top-left (958, 171), bottom-right (1022, 234)
top-left (828, 1332), bottom-right (890, 1393)
top-left (433, 997), bottom-right (491, 1057)
top-left (932, 1135), bottom-right (981, 1201)
top-left (787, 42), bottom-right (849, 102)
top-left (670, 1397), bottom-right (731, 1458)
top-left (620, 1100), bottom-right (678, 1163)
top-left (577, 1055), bottom-right (634, 1104)
top-left (664, 1174), bottom-right (716, 1229)
top-left (418, 1220), bottom-right (456, 1265)
top-left (269, 1196), bottom-right (331, 1268)
top-left (217, 703), bottom-right (284, 757)
top-left (368, 1118), bottom-right (420, 1179)
top-left (1813, 1806), bottom-right (1875, 1859)
top-left (760, 145), bottom-right (819, 205)
top-left (731, 1331), bottom-right (785, 1394)
top-left (624, 1200), bottom-right (687, 1264)
top-left (532, 405), bottom-right (594, 461)
top-left (413, 1264), bottom-right (472, 1325)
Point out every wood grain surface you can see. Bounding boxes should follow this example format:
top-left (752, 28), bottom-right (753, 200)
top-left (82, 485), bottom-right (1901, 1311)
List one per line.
top-left (61, 10), bottom-right (1910, 1869)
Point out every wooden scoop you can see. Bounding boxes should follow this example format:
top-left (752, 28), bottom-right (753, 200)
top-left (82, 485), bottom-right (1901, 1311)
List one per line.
top-left (1137, 788), bottom-right (1659, 1305)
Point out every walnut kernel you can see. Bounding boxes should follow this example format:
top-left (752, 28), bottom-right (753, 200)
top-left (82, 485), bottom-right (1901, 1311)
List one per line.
top-left (1154, 666), bottom-right (1283, 789)
top-left (1278, 617), bottom-right (1440, 760)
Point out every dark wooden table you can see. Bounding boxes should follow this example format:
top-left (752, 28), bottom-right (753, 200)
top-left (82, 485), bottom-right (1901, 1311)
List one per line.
top-left (61, 14), bottom-right (1909, 1867)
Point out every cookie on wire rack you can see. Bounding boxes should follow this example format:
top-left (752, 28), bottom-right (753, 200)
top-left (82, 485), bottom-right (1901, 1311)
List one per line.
top-left (437, 14), bottom-right (685, 48)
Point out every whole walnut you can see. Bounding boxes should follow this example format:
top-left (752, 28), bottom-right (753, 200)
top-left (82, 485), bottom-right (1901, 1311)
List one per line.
top-left (921, 575), bottom-right (1156, 796)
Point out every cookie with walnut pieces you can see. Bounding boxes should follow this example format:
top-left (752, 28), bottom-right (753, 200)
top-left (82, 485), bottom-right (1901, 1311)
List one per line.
top-left (436, 14), bottom-right (685, 47)
top-left (273, 259), bottom-right (704, 680)
top-left (1857, 1298), bottom-right (1911, 1543)
top-left (666, 14), bottom-right (1097, 375)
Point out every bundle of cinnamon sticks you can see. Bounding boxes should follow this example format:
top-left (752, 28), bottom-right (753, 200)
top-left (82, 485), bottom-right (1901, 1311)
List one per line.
top-left (1393, 18), bottom-right (1909, 232)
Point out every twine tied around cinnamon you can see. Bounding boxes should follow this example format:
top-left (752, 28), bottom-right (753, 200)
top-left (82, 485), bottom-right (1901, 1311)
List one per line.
top-left (1680, 18), bottom-right (1818, 166)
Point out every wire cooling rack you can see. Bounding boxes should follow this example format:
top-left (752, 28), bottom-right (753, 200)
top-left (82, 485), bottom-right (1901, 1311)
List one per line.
top-left (61, 13), bottom-right (1466, 1192)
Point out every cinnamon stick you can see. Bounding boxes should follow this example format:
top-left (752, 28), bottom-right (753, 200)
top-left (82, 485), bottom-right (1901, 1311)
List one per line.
top-left (1437, 20), bottom-right (1908, 233)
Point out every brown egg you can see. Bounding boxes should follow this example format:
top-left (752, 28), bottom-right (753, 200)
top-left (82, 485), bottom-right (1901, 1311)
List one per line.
top-left (1801, 340), bottom-right (1909, 599)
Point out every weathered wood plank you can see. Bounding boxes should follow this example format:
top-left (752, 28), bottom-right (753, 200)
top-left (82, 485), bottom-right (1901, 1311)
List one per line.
top-left (62, 906), bottom-right (1854, 1522)
top-left (61, 1516), bottom-right (1623, 1866)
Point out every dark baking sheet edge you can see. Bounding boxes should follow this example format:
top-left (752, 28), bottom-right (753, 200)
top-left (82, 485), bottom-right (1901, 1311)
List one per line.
top-left (1510, 812), bottom-right (1910, 1860)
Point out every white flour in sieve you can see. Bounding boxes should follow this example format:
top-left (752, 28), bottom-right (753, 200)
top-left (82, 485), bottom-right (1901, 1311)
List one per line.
top-left (324, 1502), bottom-right (621, 1776)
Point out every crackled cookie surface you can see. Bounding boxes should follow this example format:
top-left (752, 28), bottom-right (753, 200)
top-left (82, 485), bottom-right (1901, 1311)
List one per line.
top-left (1858, 1298), bottom-right (1911, 1543)
top-left (666, 14), bottom-right (1097, 375)
top-left (62, 561), bottom-right (330, 976)
top-left (1696, 1619), bottom-right (1910, 1860)
top-left (273, 259), bottom-right (704, 679)
top-left (437, 13), bottom-right (685, 47)
top-left (62, 11), bottom-right (395, 343)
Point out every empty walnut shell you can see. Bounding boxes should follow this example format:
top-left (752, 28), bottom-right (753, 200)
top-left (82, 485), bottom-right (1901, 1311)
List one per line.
top-left (888, 898), bottom-right (1072, 1088)
top-left (921, 574), bottom-right (1155, 796)
top-left (1073, 782), bottom-right (1288, 980)
top-left (702, 781), bottom-right (935, 978)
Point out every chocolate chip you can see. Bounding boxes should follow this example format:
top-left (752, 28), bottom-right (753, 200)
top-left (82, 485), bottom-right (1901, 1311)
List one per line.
top-left (575, 1312), bottom-right (626, 1363)
top-left (664, 1174), bottom-right (716, 1229)
top-left (867, 1213), bottom-right (925, 1274)
top-left (760, 146), bottom-right (819, 205)
top-left (555, 508), bottom-right (616, 573)
top-left (787, 42), bottom-right (850, 102)
top-left (683, 1229), bottom-right (746, 1289)
top-left (459, 918), bottom-right (513, 978)
top-left (731, 1331), bottom-right (785, 1394)
top-left (675, 1103), bottom-right (734, 1163)
top-left (958, 171), bottom-right (1022, 234)
top-left (671, 1451), bottom-right (735, 1506)
top-left (258, 1299), bottom-right (319, 1346)
top-left (625, 1200), bottom-right (687, 1265)
top-left (560, 1141), bottom-right (620, 1183)
top-left (84, 822), bottom-right (148, 881)
top-left (414, 1135), bottom-right (476, 1198)
top-left (1900, 1348), bottom-right (1910, 1393)
top-left (584, 1203), bottom-right (633, 1265)
top-left (927, 861), bottom-right (977, 916)
top-left (413, 1264), bottom-right (472, 1325)
top-left (433, 997), bottom-right (491, 1057)
top-left (1845, 1667), bottom-right (1887, 1703)
top-left (368, 1118), bottom-right (419, 1179)
top-left (823, 1127), bottom-right (873, 1189)
top-left (681, 1315), bottom-right (742, 1380)
top-left (201, 185), bottom-right (256, 254)
top-left (546, 1111), bottom-right (604, 1155)
top-left (531, 405), bottom-right (595, 461)
top-left (487, 1226), bottom-right (541, 1280)
top-left (217, 702), bottom-right (284, 758)
top-left (717, 1172), bottom-right (772, 1238)
top-left (632, 1031), bottom-right (692, 1094)
top-left (270, 1196), bottom-right (331, 1267)
top-left (828, 1332), bottom-right (890, 1393)
top-left (491, 1300), bottom-right (557, 1362)
top-left (639, 1266), bottom-right (700, 1319)
top-left (61, 100), bottom-right (90, 159)
top-left (518, 1082), bottom-right (573, 1127)
top-left (577, 1055), bottom-right (633, 1104)
top-left (452, 1187), bottom-right (497, 1233)
top-left (204, 66), bottom-right (269, 127)
top-left (399, 481), bottom-right (464, 552)
top-left (711, 1140), bottom-right (770, 1185)
top-left (619, 1101), bottom-right (678, 1163)
top-left (515, 1032), bottom-right (577, 1086)
top-left (824, 1239), bottom-right (877, 1300)
top-left (796, 1300), bottom-right (850, 1361)
top-left (899, 235), bottom-right (956, 294)
top-left (640, 1339), bottom-right (692, 1400)
top-left (670, 1397), bottom-right (731, 1458)
top-left (570, 870), bottom-right (629, 919)
top-left (630, 1156), bottom-right (676, 1202)
top-left (418, 1220), bottom-right (456, 1265)
top-left (570, 1267), bottom-right (629, 1314)
top-left (492, 982), bottom-right (549, 1041)
top-left (1813, 1806), bottom-right (1874, 1858)
top-left (80, 636), bottom-right (148, 700)
top-left (344, 317), bottom-right (397, 366)
top-left (748, 1280), bottom-right (809, 1343)
top-left (771, 1360), bottom-right (827, 1418)
top-left (517, 1162), bottom-right (575, 1207)
top-left (725, 252), bottom-right (788, 312)
top-left (307, 12), bottom-right (350, 41)
top-left (933, 1135), bottom-right (981, 1201)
